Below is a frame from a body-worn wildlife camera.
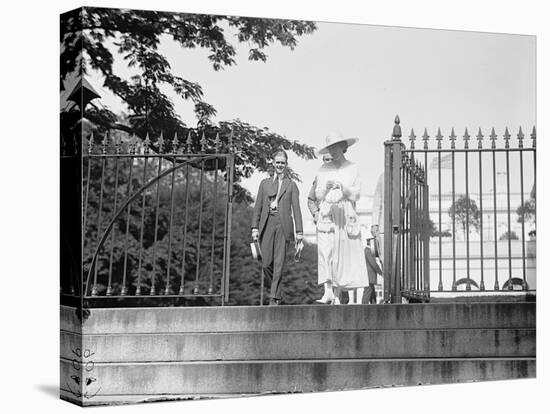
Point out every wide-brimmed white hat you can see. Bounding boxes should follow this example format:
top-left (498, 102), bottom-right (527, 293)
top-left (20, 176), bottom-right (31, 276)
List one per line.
top-left (318, 132), bottom-right (358, 155)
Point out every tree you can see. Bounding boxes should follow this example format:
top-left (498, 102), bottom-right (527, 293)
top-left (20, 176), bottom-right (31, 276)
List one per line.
top-left (448, 195), bottom-right (480, 238)
top-left (516, 198), bottom-right (535, 224)
top-left (432, 228), bottom-right (452, 238)
top-left (499, 231), bottom-right (519, 241)
top-left (61, 7), bottom-right (318, 202)
top-left (419, 215), bottom-right (437, 238)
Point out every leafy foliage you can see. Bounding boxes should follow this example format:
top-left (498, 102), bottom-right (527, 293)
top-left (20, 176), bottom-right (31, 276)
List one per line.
top-left (499, 231), bottom-right (519, 241)
top-left (60, 7), bottom-right (318, 202)
top-left (417, 215), bottom-right (437, 238)
top-left (60, 7), bottom-right (317, 130)
top-left (432, 228), bottom-right (452, 238)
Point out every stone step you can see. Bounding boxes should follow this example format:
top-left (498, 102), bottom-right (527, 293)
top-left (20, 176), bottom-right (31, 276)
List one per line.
top-left (60, 357), bottom-right (535, 406)
top-left (61, 302), bottom-right (536, 334)
top-left (61, 328), bottom-right (535, 362)
top-left (60, 302), bottom-right (536, 406)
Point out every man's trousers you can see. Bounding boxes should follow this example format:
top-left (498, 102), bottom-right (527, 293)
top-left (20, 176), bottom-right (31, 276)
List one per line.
top-left (260, 212), bottom-right (288, 301)
top-left (362, 283), bottom-right (377, 304)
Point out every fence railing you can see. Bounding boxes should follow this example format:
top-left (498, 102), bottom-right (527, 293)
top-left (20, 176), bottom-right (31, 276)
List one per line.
top-left (384, 116), bottom-right (536, 302)
top-left (62, 129), bottom-right (235, 306)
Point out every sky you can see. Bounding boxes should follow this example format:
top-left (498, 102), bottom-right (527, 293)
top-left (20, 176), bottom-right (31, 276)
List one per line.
top-left (86, 17), bottom-right (536, 220)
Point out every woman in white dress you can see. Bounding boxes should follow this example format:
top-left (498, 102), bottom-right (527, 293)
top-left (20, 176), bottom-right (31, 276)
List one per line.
top-left (313, 132), bottom-right (369, 304)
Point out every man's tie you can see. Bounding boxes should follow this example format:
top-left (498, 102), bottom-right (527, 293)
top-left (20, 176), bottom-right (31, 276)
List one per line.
top-left (270, 178), bottom-right (281, 210)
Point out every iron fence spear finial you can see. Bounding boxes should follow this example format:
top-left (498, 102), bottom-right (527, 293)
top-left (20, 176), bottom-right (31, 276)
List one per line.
top-left (517, 126), bottom-right (524, 149)
top-left (490, 127), bottom-right (497, 149)
top-left (129, 133), bottom-right (138, 154)
top-left (422, 128), bottom-right (429, 150)
top-left (476, 128), bottom-right (484, 149)
top-left (215, 132), bottom-right (220, 152)
top-left (463, 128), bottom-right (470, 149)
top-left (409, 128), bottom-right (416, 149)
top-left (186, 130), bottom-right (192, 153)
top-left (101, 131), bottom-right (109, 154)
top-left (392, 115), bottom-right (402, 140)
top-left (172, 131), bottom-right (179, 153)
top-left (143, 132), bottom-right (151, 154)
top-left (450, 128), bottom-right (457, 149)
top-left (88, 131), bottom-right (94, 154)
top-left (200, 131), bottom-right (207, 152)
top-left (114, 132), bottom-right (121, 154)
top-left (435, 128), bottom-right (443, 149)
top-left (158, 131), bottom-right (165, 153)
top-left (503, 127), bottom-right (511, 149)
top-left (531, 126), bottom-right (536, 148)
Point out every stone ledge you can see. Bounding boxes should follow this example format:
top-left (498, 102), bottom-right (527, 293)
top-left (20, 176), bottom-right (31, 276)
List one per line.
top-left (60, 328), bottom-right (535, 362)
top-left (62, 302), bottom-right (536, 334)
top-left (60, 357), bottom-right (535, 405)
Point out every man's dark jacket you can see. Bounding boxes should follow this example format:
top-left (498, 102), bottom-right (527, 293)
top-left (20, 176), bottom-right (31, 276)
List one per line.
top-left (251, 177), bottom-right (303, 241)
top-left (365, 246), bottom-right (383, 284)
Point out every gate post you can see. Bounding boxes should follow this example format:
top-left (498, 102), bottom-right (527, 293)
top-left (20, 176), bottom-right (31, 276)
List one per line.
top-left (383, 140), bottom-right (392, 303)
top-left (423, 180), bottom-right (430, 299)
top-left (223, 135), bottom-right (235, 305)
top-left (383, 115), bottom-right (403, 303)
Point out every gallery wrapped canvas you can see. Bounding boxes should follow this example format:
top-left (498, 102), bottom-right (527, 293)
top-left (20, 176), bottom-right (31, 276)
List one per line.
top-left (60, 6), bottom-right (535, 406)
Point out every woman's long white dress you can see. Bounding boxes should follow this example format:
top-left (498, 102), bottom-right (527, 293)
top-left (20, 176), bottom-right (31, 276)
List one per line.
top-left (314, 159), bottom-right (369, 289)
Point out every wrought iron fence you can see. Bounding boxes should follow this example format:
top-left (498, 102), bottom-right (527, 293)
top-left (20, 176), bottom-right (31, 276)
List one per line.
top-left (62, 129), bottom-right (235, 306)
top-left (384, 116), bottom-right (536, 303)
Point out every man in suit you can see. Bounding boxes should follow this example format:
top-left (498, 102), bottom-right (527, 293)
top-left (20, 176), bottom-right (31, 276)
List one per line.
top-left (251, 150), bottom-right (303, 305)
top-left (362, 238), bottom-right (383, 304)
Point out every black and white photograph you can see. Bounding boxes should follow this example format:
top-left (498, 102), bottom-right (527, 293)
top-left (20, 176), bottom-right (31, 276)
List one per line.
top-left (58, 3), bottom-right (539, 407)
top-left (3, 1), bottom-right (547, 412)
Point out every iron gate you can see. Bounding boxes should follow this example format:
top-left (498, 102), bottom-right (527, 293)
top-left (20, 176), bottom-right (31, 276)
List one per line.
top-left (62, 129), bottom-right (235, 306)
top-left (383, 116), bottom-right (430, 303)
